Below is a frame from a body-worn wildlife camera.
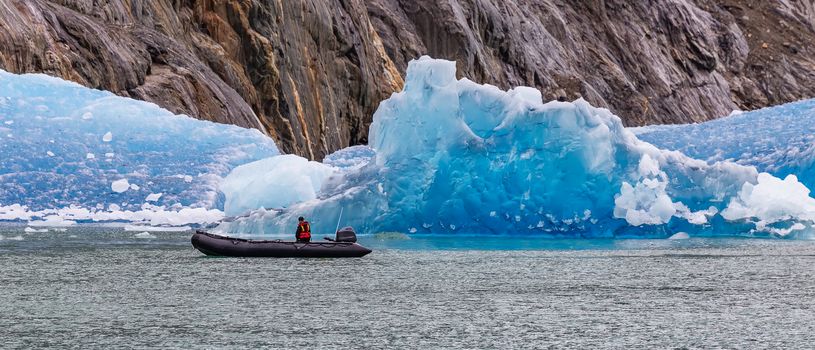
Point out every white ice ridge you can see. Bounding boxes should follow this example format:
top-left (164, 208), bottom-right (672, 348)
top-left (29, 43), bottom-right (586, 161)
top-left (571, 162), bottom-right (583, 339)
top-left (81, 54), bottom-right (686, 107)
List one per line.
top-left (217, 56), bottom-right (815, 238)
top-left (0, 203), bottom-right (223, 227)
top-left (634, 99), bottom-right (815, 190)
top-left (0, 69), bottom-right (278, 218)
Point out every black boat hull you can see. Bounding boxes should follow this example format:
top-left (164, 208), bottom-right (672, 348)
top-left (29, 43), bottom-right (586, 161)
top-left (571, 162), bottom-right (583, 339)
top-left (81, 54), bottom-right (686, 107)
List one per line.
top-left (191, 231), bottom-right (372, 258)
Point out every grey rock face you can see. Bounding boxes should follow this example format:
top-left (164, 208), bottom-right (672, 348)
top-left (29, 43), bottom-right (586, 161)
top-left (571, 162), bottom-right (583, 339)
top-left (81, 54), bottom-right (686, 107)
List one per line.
top-left (1, 0), bottom-right (814, 159)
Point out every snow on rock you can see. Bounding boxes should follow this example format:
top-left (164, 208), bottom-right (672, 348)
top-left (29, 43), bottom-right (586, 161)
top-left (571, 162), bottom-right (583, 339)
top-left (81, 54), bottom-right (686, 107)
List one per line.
top-left (111, 179), bottom-right (130, 193)
top-left (0, 69), bottom-right (278, 215)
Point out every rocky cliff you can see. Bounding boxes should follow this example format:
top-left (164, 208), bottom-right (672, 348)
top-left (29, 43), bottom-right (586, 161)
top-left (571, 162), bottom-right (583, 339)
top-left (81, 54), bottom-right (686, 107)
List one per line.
top-left (1, 0), bottom-right (814, 159)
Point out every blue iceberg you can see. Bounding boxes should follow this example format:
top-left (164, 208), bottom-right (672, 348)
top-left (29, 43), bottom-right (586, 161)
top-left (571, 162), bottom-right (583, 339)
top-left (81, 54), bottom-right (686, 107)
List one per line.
top-left (0, 70), bottom-right (278, 225)
top-left (2, 57), bottom-right (814, 237)
top-left (218, 57), bottom-right (815, 238)
top-left (634, 100), bottom-right (815, 190)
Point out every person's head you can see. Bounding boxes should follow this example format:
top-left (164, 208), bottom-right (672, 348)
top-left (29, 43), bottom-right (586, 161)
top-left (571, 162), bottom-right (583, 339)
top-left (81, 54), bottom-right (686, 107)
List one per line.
top-left (298, 216), bottom-right (304, 222)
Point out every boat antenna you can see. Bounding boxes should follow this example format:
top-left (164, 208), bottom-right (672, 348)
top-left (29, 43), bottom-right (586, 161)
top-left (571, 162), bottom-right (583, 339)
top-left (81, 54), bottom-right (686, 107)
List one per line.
top-left (334, 207), bottom-right (344, 234)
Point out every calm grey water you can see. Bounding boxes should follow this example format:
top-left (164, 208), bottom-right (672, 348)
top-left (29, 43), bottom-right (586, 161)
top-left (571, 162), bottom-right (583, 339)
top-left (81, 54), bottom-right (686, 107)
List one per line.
top-left (1, 226), bottom-right (814, 349)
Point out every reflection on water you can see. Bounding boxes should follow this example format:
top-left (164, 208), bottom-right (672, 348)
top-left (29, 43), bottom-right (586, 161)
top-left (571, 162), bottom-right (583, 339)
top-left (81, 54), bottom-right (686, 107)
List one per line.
top-left (1, 225), bottom-right (814, 348)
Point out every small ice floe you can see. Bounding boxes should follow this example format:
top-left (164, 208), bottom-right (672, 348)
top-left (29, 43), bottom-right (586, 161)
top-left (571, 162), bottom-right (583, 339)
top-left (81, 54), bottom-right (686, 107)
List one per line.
top-left (46, 151), bottom-right (55, 157)
top-left (183, 175), bottom-right (193, 183)
top-left (28, 216), bottom-right (77, 227)
top-left (145, 193), bottom-right (162, 202)
top-left (86, 153), bottom-right (95, 159)
top-left (4, 235), bottom-right (24, 241)
top-left (105, 153), bottom-right (115, 158)
top-left (102, 131), bottom-right (113, 142)
top-left (668, 232), bottom-right (690, 240)
top-left (111, 179), bottom-right (130, 193)
top-left (24, 227), bottom-right (49, 233)
top-left (81, 112), bottom-right (93, 120)
top-left (129, 184), bottom-right (140, 191)
top-left (134, 232), bottom-right (156, 239)
top-left (124, 225), bottom-right (190, 232)
top-left (4, 120), bottom-right (12, 125)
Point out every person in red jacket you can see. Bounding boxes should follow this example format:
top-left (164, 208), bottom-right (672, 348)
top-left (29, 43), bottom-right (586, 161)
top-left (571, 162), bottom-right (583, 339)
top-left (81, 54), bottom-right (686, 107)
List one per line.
top-left (295, 216), bottom-right (311, 243)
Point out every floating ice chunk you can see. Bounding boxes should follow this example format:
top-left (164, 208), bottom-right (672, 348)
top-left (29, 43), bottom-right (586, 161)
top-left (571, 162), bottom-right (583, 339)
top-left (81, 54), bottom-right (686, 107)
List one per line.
top-left (4, 120), bottom-right (13, 125)
top-left (134, 231), bottom-right (156, 239)
top-left (220, 154), bottom-right (336, 216)
top-left (86, 153), bottom-right (95, 159)
top-left (28, 216), bottom-right (77, 227)
top-left (130, 184), bottom-right (140, 191)
top-left (81, 112), bottom-right (93, 120)
top-left (6, 235), bottom-right (24, 241)
top-left (24, 227), bottom-right (48, 233)
top-left (3, 204), bottom-right (223, 226)
top-left (722, 173), bottom-right (815, 226)
top-left (508, 86), bottom-right (543, 105)
top-left (323, 145), bottom-right (375, 170)
top-left (145, 193), bottom-right (162, 202)
top-left (105, 152), bottom-right (114, 158)
top-left (108, 203), bottom-right (121, 211)
top-left (124, 225), bottom-right (190, 232)
top-left (0, 204), bottom-right (33, 220)
top-left (102, 131), bottom-right (113, 142)
top-left (613, 155), bottom-right (677, 226)
top-left (46, 151), bottom-right (55, 157)
top-left (183, 175), bottom-right (193, 183)
top-left (111, 179), bottom-right (130, 193)
top-left (668, 232), bottom-right (690, 240)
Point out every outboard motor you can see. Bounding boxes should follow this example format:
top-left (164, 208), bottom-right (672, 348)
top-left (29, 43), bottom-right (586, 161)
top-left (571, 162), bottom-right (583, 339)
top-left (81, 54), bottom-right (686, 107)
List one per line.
top-left (335, 226), bottom-right (357, 243)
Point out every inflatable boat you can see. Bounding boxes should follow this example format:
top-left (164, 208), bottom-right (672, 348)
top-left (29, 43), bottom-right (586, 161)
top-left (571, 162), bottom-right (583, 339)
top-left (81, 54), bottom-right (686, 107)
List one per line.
top-left (191, 227), bottom-right (372, 258)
